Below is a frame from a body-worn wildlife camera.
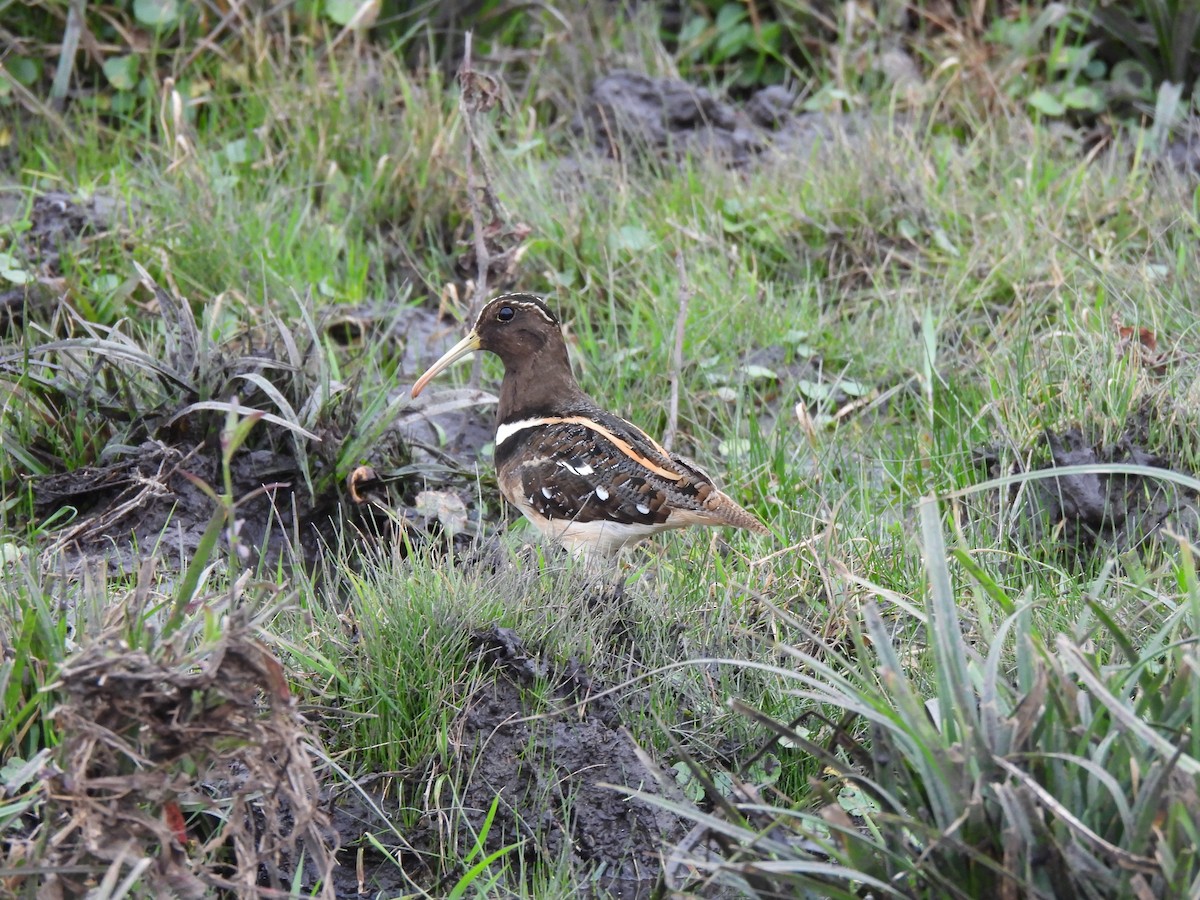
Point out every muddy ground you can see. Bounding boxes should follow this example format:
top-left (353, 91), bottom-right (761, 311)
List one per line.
top-left (303, 626), bottom-right (689, 900)
top-left (5, 70), bottom-right (1200, 897)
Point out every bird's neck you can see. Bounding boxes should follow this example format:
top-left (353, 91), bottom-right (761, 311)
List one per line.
top-left (497, 341), bottom-right (589, 422)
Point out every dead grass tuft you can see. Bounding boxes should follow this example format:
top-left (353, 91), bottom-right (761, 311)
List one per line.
top-left (30, 602), bottom-right (335, 898)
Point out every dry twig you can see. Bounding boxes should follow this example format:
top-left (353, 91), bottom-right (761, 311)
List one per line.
top-left (663, 251), bottom-right (693, 452)
top-left (458, 31), bottom-right (507, 314)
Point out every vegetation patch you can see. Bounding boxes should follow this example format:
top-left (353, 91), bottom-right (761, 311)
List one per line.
top-left (4, 1), bottom-right (1200, 896)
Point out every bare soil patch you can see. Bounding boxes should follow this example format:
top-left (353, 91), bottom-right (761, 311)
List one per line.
top-left (573, 70), bottom-right (881, 167)
top-left (300, 625), bottom-right (685, 898)
top-left (979, 414), bottom-right (1200, 560)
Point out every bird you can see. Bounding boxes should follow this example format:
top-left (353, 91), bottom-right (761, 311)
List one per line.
top-left (411, 293), bottom-right (769, 557)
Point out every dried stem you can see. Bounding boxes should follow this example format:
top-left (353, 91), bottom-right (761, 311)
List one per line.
top-left (663, 251), bottom-right (692, 452)
top-left (459, 32), bottom-right (491, 310)
top-left (457, 31), bottom-right (511, 384)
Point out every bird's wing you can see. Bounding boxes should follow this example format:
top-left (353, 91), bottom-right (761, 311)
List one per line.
top-left (496, 414), bottom-right (735, 528)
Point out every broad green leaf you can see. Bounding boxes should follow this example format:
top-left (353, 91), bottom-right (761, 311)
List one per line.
top-left (133, 0), bottom-right (179, 27)
top-left (5, 57), bottom-right (40, 86)
top-left (1027, 89), bottom-right (1065, 116)
top-left (1062, 85), bottom-right (1103, 111)
top-left (718, 437), bottom-right (751, 457)
top-left (102, 55), bottom-right (140, 91)
top-left (714, 22), bottom-right (753, 63)
top-left (756, 21), bottom-right (782, 52)
top-left (797, 379), bottom-right (833, 401)
top-left (742, 364), bottom-right (779, 381)
top-left (672, 761), bottom-right (704, 801)
top-left (0, 252), bottom-right (30, 285)
top-left (325, 0), bottom-right (363, 26)
top-left (223, 138), bottom-right (260, 165)
top-left (932, 226), bottom-right (960, 257)
top-left (608, 225), bottom-right (654, 253)
top-left (91, 273), bottom-right (121, 295)
top-left (715, 3), bottom-right (747, 30)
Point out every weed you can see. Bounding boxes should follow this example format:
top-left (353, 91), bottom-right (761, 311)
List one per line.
top-left (654, 498), bottom-right (1200, 898)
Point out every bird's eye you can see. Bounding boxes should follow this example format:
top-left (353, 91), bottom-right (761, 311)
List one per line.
top-left (497, 306), bottom-right (515, 322)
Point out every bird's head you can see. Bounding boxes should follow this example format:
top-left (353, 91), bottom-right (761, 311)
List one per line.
top-left (411, 294), bottom-right (565, 397)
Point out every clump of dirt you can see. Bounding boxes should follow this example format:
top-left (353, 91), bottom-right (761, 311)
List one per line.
top-left (0, 188), bottom-right (131, 331)
top-left (453, 626), bottom-right (686, 898)
top-left (16, 604), bottom-right (336, 899)
top-left (31, 440), bottom-right (362, 575)
top-left (572, 70), bottom-right (885, 167)
top-left (0, 189), bottom-right (129, 275)
top-left (1164, 119), bottom-right (1200, 177)
top-left (310, 625), bottom-right (688, 898)
top-left (979, 421), bottom-right (1200, 560)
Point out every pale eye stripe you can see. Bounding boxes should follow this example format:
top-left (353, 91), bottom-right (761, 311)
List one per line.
top-left (485, 295), bottom-right (557, 325)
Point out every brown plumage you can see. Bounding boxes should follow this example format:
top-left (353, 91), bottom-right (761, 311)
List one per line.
top-left (412, 293), bottom-right (768, 556)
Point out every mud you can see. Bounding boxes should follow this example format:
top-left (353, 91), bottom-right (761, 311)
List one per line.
top-left (573, 69), bottom-right (1200, 183)
top-left (456, 626), bottom-right (684, 898)
top-left (32, 440), bottom-right (349, 575)
top-left (573, 70), bottom-right (885, 167)
top-left (299, 626), bottom-right (686, 899)
top-left (1165, 122), bottom-right (1200, 177)
top-left (978, 420), bottom-right (1200, 560)
top-left (0, 187), bottom-right (130, 331)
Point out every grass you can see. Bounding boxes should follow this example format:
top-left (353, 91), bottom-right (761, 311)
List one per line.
top-left (3, 4), bottom-right (1200, 896)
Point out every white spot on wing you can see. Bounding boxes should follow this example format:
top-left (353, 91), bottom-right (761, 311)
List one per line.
top-left (636, 502), bottom-right (651, 515)
top-left (595, 486), bottom-right (609, 501)
top-left (541, 486), bottom-right (554, 499)
top-left (557, 460), bottom-right (595, 476)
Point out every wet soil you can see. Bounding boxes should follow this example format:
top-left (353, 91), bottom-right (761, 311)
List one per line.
top-left (578, 68), bottom-right (1200, 181)
top-left (978, 419), bottom-right (1200, 561)
top-left (0, 187), bottom-right (132, 332)
top-left (573, 70), bottom-right (887, 168)
top-left (31, 440), bottom-right (348, 575)
top-left (306, 626), bottom-right (686, 899)
top-left (456, 626), bottom-right (685, 898)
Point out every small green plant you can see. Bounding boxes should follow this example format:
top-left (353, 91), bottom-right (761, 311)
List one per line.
top-left (989, 4), bottom-right (1112, 119)
top-left (1092, 0), bottom-right (1200, 101)
top-left (674, 1), bottom-right (789, 88)
top-left (987, 0), bottom-right (1200, 123)
top-left (649, 498), bottom-right (1200, 897)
